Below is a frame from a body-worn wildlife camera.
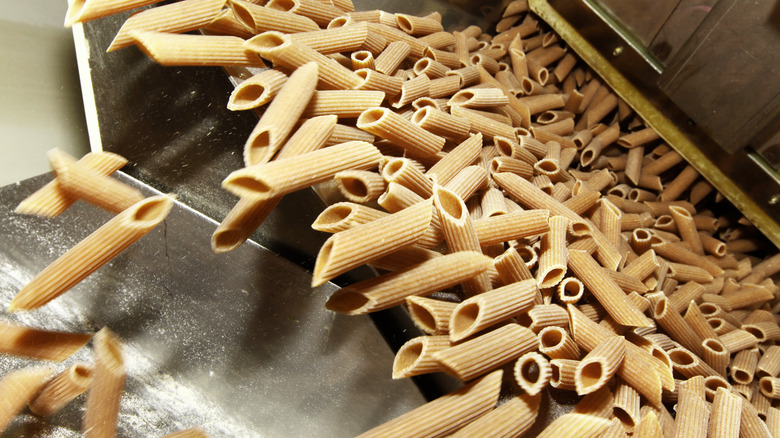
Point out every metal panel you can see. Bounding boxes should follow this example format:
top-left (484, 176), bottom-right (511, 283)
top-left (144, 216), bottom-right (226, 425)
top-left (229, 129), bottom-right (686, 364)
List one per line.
top-left (0, 173), bottom-right (425, 437)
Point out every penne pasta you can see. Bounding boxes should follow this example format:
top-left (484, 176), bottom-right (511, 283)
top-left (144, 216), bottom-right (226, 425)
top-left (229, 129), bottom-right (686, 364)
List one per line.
top-left (537, 413), bottom-right (610, 438)
top-left (132, 31), bottom-right (266, 67)
top-left (357, 107), bottom-right (445, 158)
top-left (65, 0), bottom-right (164, 27)
top-left (708, 387), bottom-right (742, 438)
top-left (227, 68), bottom-right (288, 111)
top-left (0, 322), bottom-right (91, 362)
top-left (29, 362), bottom-right (93, 416)
top-left (0, 366), bottom-right (54, 432)
top-left (405, 296), bottom-right (456, 335)
top-left (574, 335), bottom-right (625, 395)
top-left (513, 352), bottom-right (551, 395)
top-left (392, 335), bottom-right (449, 378)
top-left (448, 393), bottom-right (540, 438)
top-left (538, 326), bottom-right (580, 359)
top-left (83, 327), bottom-right (125, 438)
top-left (449, 280), bottom-right (537, 342)
top-left (302, 90), bottom-right (386, 119)
top-left (10, 195), bottom-right (174, 311)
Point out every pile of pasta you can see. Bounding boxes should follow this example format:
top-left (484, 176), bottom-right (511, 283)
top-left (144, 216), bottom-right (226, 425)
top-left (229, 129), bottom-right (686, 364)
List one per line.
top-left (8, 0), bottom-right (780, 435)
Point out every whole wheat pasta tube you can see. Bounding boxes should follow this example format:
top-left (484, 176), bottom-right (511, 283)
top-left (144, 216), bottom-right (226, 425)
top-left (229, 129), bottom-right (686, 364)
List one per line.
top-left (334, 170), bottom-right (385, 204)
top-left (65, 0), bottom-right (164, 27)
top-left (568, 250), bottom-right (652, 327)
top-left (449, 393), bottom-right (539, 438)
top-left (203, 8), bottom-right (254, 39)
top-left (613, 379), bottom-right (641, 432)
top-left (229, 0), bottom-right (320, 33)
top-left (83, 327), bottom-right (125, 438)
top-left (434, 323), bottom-right (537, 381)
top-left (109, 0), bottom-right (226, 51)
top-left (434, 185), bottom-right (492, 295)
top-left (448, 88), bottom-right (509, 109)
top-left (668, 347), bottom-right (719, 378)
top-left (411, 107), bottom-right (471, 141)
top-left (227, 68), bottom-right (287, 111)
top-left (670, 205), bottom-right (704, 255)
top-left (761, 377), bottom-right (780, 399)
top-left (374, 41), bottom-right (411, 75)
top-left (622, 249), bottom-right (659, 280)
top-left (441, 165), bottom-right (489, 202)
top-left (16, 152), bottom-right (128, 218)
top-left (161, 429), bottom-right (209, 438)
top-left (568, 305), bottom-right (663, 405)
top-left (0, 322), bottom-right (92, 362)
top-left (423, 47), bottom-right (460, 69)
top-left (549, 358), bottom-right (578, 390)
top-left (449, 105), bottom-right (516, 140)
top-left (667, 281), bottom-right (704, 313)
top-left (598, 198), bottom-right (621, 249)
top-left (291, 23), bottom-right (384, 55)
top-left (673, 377), bottom-right (710, 438)
top-left (370, 245), bottom-right (442, 272)
top-left (537, 413), bottom-right (610, 438)
top-left (131, 31), bottom-right (265, 67)
top-left (395, 13), bottom-right (442, 36)
top-left (685, 302), bottom-right (720, 341)
top-left (652, 241), bottom-right (723, 277)
top-left (326, 251), bottom-right (492, 314)
top-left (556, 277), bottom-right (584, 304)
top-left (740, 399), bottom-right (771, 438)
top-left (573, 385), bottom-right (616, 419)
top-left (731, 348), bottom-right (759, 384)
top-left (624, 145), bottom-right (644, 185)
top-left (212, 115), bottom-right (337, 252)
top-left (513, 352), bottom-right (551, 396)
top-left (0, 366), bottom-right (54, 432)
top-left (224, 141), bottom-right (382, 200)
top-left (354, 69), bottom-right (404, 97)
top-left (449, 280), bottom-right (537, 342)
top-left (29, 362), bottom-right (93, 416)
top-left (312, 199), bottom-right (432, 286)
top-left (243, 62), bottom-right (319, 165)
top-left (479, 187), bottom-right (508, 218)
top-left (302, 90), bottom-right (386, 119)
top-left (413, 57), bottom-right (449, 79)
top-left (9, 195), bottom-right (174, 311)
top-left (701, 338), bottom-right (729, 376)
top-left (657, 165), bottom-right (699, 202)
top-left (575, 335), bottom-right (626, 395)
top-left (653, 296), bottom-right (704, 356)
top-left (355, 370), bottom-right (502, 438)
top-left (720, 329), bottom-right (759, 353)
top-left (392, 335), bottom-right (449, 378)
top-left (742, 253), bottom-right (780, 284)
top-left (357, 108), bottom-right (445, 158)
top-left (494, 246), bottom-right (535, 284)
top-left (245, 31), bottom-right (362, 90)
top-left (471, 209), bottom-right (550, 245)
top-left (390, 74), bottom-right (431, 108)
top-left (48, 149), bottom-right (144, 214)
top-left (425, 133), bottom-right (482, 185)
top-left (538, 326), bottom-right (580, 359)
top-left (536, 215), bottom-right (570, 288)
top-left (756, 345), bottom-right (780, 379)
top-left (708, 387), bottom-right (742, 438)
top-left (491, 156), bottom-right (533, 179)
top-left (406, 296), bottom-right (456, 335)
top-left (266, 0), bottom-right (342, 27)
top-left (382, 157), bottom-right (434, 198)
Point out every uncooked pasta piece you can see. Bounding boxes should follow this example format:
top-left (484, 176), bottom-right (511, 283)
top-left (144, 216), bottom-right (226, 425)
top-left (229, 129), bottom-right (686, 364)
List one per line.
top-left (471, 209), bottom-right (550, 245)
top-left (48, 149), bottom-right (144, 215)
top-left (83, 327), bottom-right (125, 438)
top-left (224, 141), bottom-right (382, 200)
top-left (434, 323), bottom-right (536, 381)
top-left (450, 105), bottom-right (516, 140)
top-left (701, 338), bottom-right (729, 376)
top-left (575, 335), bottom-right (625, 395)
top-left (357, 107), bottom-right (445, 158)
top-left (538, 326), bottom-right (580, 359)
top-left (10, 195), bottom-right (174, 311)
top-left (720, 329), bottom-right (759, 353)
top-left (160, 429), bottom-right (209, 438)
top-left (537, 413), bottom-right (610, 438)
top-left (266, 0), bottom-right (342, 27)
top-left (312, 199), bottom-right (432, 286)
top-left (448, 280), bottom-right (537, 342)
top-left (612, 379), bottom-right (641, 432)
top-left (513, 352), bottom-right (551, 395)
top-left (405, 296), bottom-right (456, 335)
top-left (425, 133), bottom-right (482, 185)
top-left (131, 31), bottom-right (265, 67)
top-left (730, 348), bottom-right (759, 384)
top-left (708, 387), bottom-right (742, 438)
top-left (230, 0), bottom-right (320, 33)
top-left (374, 40), bottom-right (411, 75)
top-left (390, 74), bottom-right (430, 108)
top-left (667, 347), bottom-right (719, 378)
top-left (302, 90), bottom-right (386, 119)
top-left (0, 366), bottom-right (54, 432)
top-left (392, 335), bottom-right (449, 378)
top-left (355, 370), bottom-right (502, 438)
top-left (29, 362), bottom-right (93, 416)
top-left (449, 393), bottom-right (539, 438)
top-left (756, 345), bottom-right (780, 379)
top-left (65, 0), bottom-right (164, 27)
top-left (411, 107), bottom-right (471, 141)
top-left (326, 251), bottom-right (492, 314)
top-left (382, 157), bottom-right (434, 198)
top-left (289, 22), bottom-right (381, 54)
top-left (227, 69), bottom-right (287, 111)
top-left (0, 322), bottom-right (91, 362)
top-left (243, 62), bottom-right (319, 165)
top-left (652, 295), bottom-right (704, 356)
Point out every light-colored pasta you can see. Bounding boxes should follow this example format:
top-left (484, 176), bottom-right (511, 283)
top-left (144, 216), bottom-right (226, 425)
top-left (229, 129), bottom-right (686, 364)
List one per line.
top-left (245, 31), bottom-right (363, 90)
top-left (549, 358), bottom-right (578, 390)
top-left (494, 246), bottom-right (536, 284)
top-left (16, 152), bottom-right (128, 218)
top-left (449, 280), bottom-right (537, 342)
top-left (65, 0), bottom-right (164, 27)
top-left (223, 141), bottom-right (382, 200)
top-left (302, 90), bottom-right (386, 119)
top-left (513, 352), bottom-right (551, 395)
top-left (0, 322), bottom-right (91, 362)
top-left (575, 335), bottom-right (626, 395)
top-left (109, 0), bottom-right (226, 51)
top-left (10, 195), bottom-right (174, 311)
top-left (29, 362), bottom-right (93, 416)
top-left (392, 335), bottom-right (449, 378)
top-left (312, 199), bottom-right (432, 286)
top-left (701, 338), bottom-right (729, 376)
top-left (448, 393), bottom-right (540, 438)
top-left (357, 107), bottom-right (445, 158)
top-left (613, 379), bottom-right (641, 432)
top-left (243, 62), bottom-right (319, 165)
top-left (83, 327), bottom-right (125, 438)
top-left (720, 329), bottom-right (759, 353)
top-left (230, 0), bottom-right (321, 33)
top-left (227, 68), bottom-right (288, 111)
top-left (538, 326), bottom-right (580, 359)
top-left (48, 149), bottom-right (144, 214)
top-left (434, 323), bottom-right (537, 381)
top-left (334, 170), bottom-right (385, 204)
top-left (556, 277), bottom-right (584, 304)
top-left (708, 387), bottom-right (742, 438)
top-left (731, 348), bottom-right (759, 384)
top-left (390, 74), bottom-right (430, 108)
top-left (0, 366), bottom-right (54, 432)
top-left (756, 345), bottom-right (780, 379)
top-left (131, 31), bottom-right (266, 67)
top-left (326, 251), bottom-right (492, 314)
top-left (288, 22), bottom-right (382, 54)
top-left (450, 105), bottom-right (516, 141)
top-left (355, 370), bottom-right (502, 438)
top-left (382, 157), bottom-right (434, 198)
top-left (374, 40), bottom-right (411, 75)
top-left (471, 209), bottom-right (550, 245)
top-left (425, 133), bottom-right (482, 185)
top-left (266, 0), bottom-right (342, 27)
top-left (537, 413), bottom-right (610, 438)
top-left (668, 347), bottom-right (719, 378)
top-left (760, 376), bottom-right (780, 399)
top-left (203, 8), bottom-right (254, 39)
top-left (411, 107), bottom-right (471, 141)
top-left (160, 429), bottom-right (209, 438)
top-left (652, 295), bottom-right (704, 356)
top-left (405, 296), bottom-right (456, 335)
top-left (673, 377), bottom-right (710, 438)
top-left (670, 205), bottom-right (704, 255)
top-left (536, 215), bottom-right (570, 288)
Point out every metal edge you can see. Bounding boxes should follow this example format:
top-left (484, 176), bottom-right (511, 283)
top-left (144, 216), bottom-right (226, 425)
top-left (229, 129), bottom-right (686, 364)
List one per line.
top-left (69, 2), bottom-right (103, 153)
top-left (529, 0), bottom-right (780, 250)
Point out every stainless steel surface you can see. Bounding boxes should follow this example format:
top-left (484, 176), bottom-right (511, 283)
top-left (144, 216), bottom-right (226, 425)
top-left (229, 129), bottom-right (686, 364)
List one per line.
top-left (590, 0), bottom-right (681, 48)
top-left (649, 0), bottom-right (717, 64)
top-left (0, 173), bottom-right (425, 437)
top-left (542, 0), bottom-right (780, 249)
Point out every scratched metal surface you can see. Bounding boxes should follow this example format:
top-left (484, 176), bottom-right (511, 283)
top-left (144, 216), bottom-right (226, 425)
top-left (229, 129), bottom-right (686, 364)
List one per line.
top-left (0, 173), bottom-right (425, 437)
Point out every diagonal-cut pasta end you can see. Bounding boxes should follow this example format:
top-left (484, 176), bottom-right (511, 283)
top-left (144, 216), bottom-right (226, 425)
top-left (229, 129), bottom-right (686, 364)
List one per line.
top-left (211, 227), bottom-right (246, 254)
top-left (325, 289), bottom-right (372, 315)
top-left (63, 0), bottom-right (86, 27)
top-left (125, 195), bottom-right (175, 229)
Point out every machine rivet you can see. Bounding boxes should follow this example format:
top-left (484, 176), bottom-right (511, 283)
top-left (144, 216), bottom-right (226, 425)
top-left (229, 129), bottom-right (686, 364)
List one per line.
top-left (612, 46), bottom-right (623, 56)
top-left (770, 194), bottom-right (780, 206)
